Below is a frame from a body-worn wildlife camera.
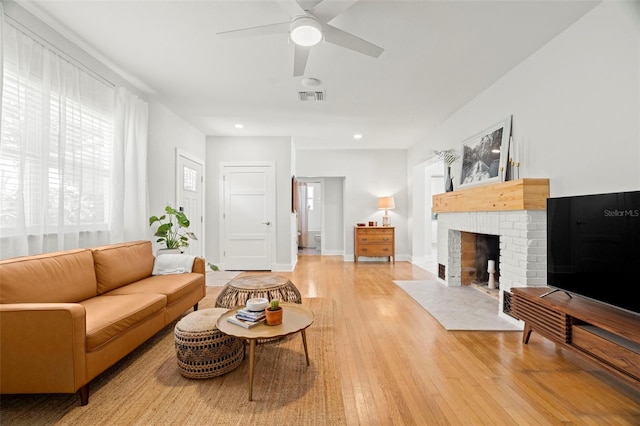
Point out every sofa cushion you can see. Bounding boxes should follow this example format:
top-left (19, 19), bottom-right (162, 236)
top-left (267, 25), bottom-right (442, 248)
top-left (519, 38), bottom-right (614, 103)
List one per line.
top-left (81, 293), bottom-right (166, 351)
top-left (152, 254), bottom-right (195, 275)
top-left (106, 273), bottom-right (203, 306)
top-left (92, 240), bottom-right (154, 294)
top-left (0, 249), bottom-right (97, 304)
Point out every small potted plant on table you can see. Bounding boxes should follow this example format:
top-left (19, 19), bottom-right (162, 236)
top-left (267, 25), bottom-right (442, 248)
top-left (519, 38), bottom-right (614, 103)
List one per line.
top-left (265, 299), bottom-right (283, 325)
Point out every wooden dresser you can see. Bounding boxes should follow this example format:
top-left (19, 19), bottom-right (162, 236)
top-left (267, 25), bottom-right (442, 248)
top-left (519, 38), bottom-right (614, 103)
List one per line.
top-left (354, 226), bottom-right (395, 263)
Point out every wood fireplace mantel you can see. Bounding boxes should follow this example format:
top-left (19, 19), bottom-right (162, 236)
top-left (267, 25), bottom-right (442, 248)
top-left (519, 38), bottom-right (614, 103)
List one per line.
top-left (432, 178), bottom-right (550, 213)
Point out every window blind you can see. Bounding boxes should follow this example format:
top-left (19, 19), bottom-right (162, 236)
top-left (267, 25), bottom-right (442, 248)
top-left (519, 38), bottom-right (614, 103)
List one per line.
top-left (0, 20), bottom-right (115, 254)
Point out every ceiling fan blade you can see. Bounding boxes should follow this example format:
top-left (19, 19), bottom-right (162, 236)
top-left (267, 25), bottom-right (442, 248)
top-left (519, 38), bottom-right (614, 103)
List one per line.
top-left (310, 0), bottom-right (358, 23)
top-left (276, 0), bottom-right (308, 17)
top-left (323, 24), bottom-right (384, 58)
top-left (217, 22), bottom-right (289, 39)
top-left (293, 45), bottom-right (311, 77)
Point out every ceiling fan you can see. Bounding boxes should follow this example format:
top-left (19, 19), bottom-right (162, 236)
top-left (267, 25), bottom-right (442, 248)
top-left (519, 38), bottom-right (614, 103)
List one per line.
top-left (216, 0), bottom-right (384, 77)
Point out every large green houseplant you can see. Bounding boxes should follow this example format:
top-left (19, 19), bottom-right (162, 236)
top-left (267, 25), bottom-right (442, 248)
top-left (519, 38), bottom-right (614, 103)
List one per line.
top-left (149, 205), bottom-right (197, 251)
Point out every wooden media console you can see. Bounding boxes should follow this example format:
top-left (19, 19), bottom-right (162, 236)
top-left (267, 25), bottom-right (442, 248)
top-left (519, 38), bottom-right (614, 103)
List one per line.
top-left (511, 287), bottom-right (640, 387)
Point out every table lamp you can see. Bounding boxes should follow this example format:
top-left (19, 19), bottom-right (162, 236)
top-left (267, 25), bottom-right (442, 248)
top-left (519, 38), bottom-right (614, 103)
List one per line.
top-left (378, 196), bottom-right (395, 227)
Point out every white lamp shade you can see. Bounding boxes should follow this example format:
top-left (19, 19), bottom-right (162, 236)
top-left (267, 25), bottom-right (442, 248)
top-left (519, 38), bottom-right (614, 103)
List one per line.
top-left (378, 196), bottom-right (395, 210)
top-left (290, 16), bottom-right (323, 47)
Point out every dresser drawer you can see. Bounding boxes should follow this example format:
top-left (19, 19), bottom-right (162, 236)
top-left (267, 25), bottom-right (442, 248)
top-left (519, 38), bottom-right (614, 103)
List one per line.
top-left (357, 228), bottom-right (393, 236)
top-left (356, 232), bottom-right (393, 244)
top-left (357, 244), bottom-right (393, 257)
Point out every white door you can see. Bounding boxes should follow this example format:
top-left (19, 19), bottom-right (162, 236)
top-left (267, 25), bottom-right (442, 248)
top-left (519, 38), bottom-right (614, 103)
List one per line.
top-left (222, 164), bottom-right (274, 270)
top-left (177, 151), bottom-right (203, 257)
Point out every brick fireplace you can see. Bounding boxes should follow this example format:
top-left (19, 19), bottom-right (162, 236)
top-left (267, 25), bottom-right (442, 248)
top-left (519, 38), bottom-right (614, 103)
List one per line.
top-left (433, 179), bottom-right (550, 323)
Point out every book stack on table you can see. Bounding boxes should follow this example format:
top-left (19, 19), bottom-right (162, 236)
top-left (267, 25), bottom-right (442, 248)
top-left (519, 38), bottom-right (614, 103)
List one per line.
top-left (227, 307), bottom-right (266, 329)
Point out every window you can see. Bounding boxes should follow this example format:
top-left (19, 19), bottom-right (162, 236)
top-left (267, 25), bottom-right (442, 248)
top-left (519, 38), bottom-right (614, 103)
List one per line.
top-left (306, 185), bottom-right (314, 211)
top-left (1, 21), bottom-right (115, 254)
top-left (183, 166), bottom-right (197, 192)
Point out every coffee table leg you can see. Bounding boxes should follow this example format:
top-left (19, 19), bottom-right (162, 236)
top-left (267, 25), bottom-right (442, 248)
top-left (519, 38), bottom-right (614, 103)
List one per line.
top-left (248, 338), bottom-right (256, 401)
top-left (301, 330), bottom-right (310, 366)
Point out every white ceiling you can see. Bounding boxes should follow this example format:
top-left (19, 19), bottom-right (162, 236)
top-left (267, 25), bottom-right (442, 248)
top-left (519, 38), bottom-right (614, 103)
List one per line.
top-left (20, 0), bottom-right (601, 150)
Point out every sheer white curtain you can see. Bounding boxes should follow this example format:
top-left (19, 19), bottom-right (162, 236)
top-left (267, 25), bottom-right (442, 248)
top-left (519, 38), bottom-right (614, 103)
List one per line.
top-left (0, 17), bottom-right (147, 258)
top-left (0, 3), bottom-right (4, 108)
top-left (111, 87), bottom-right (149, 243)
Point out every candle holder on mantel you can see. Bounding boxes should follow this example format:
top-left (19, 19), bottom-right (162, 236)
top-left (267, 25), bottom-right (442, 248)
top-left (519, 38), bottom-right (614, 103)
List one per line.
top-left (487, 260), bottom-right (497, 290)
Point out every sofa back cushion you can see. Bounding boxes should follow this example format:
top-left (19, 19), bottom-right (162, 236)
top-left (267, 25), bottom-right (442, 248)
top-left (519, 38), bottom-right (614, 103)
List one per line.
top-left (0, 249), bottom-right (98, 303)
top-left (92, 240), bottom-right (154, 294)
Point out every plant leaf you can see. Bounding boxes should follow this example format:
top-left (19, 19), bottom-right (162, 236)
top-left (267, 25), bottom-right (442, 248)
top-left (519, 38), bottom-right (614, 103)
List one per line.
top-left (157, 223), bottom-right (172, 234)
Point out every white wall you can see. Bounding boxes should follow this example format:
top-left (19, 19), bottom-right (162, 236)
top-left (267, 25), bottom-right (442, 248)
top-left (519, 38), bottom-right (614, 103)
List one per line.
top-left (323, 177), bottom-right (345, 254)
top-left (205, 136), bottom-right (294, 270)
top-left (411, 159), bottom-right (443, 265)
top-left (408, 1), bottom-right (640, 198)
top-left (407, 0), bottom-right (639, 269)
top-left (147, 101), bottom-right (206, 248)
top-left (297, 149), bottom-right (408, 260)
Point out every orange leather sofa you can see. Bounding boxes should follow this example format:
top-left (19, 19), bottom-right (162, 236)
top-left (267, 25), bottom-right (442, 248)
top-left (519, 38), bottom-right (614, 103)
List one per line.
top-left (0, 240), bottom-right (206, 405)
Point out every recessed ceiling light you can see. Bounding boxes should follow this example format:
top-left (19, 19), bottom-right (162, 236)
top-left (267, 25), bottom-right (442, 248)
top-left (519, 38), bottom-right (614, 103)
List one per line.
top-left (491, 149), bottom-right (500, 153)
top-left (353, 133), bottom-right (363, 140)
top-left (234, 123), bottom-right (244, 129)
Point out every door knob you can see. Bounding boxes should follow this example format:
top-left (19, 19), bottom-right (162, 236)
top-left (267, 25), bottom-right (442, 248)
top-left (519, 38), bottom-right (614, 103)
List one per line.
top-left (263, 221), bottom-right (271, 226)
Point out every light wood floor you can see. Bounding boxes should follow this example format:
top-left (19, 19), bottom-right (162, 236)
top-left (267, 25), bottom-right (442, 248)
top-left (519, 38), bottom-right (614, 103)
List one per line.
top-left (244, 256), bottom-right (640, 425)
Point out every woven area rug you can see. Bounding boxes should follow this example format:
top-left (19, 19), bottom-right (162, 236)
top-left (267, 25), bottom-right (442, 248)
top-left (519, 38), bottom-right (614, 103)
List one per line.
top-left (394, 280), bottom-right (523, 331)
top-left (206, 270), bottom-right (241, 286)
top-left (1, 296), bottom-right (345, 426)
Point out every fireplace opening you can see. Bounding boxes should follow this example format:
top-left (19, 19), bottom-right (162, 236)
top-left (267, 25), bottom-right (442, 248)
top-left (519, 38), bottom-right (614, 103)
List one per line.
top-left (461, 232), bottom-right (500, 287)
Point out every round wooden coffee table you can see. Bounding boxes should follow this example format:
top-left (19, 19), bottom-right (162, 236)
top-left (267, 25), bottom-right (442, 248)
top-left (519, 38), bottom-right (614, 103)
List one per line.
top-left (216, 303), bottom-right (314, 401)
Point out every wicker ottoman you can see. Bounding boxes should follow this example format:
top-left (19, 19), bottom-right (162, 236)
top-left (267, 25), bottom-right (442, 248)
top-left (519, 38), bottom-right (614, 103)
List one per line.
top-left (215, 275), bottom-right (302, 309)
top-left (174, 308), bottom-right (244, 379)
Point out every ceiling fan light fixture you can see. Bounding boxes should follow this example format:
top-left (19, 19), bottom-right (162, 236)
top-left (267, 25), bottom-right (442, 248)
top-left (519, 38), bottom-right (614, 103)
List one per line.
top-left (290, 16), bottom-right (322, 47)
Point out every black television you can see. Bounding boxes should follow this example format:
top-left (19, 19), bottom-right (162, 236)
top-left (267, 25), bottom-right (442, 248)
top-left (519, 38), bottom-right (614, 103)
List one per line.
top-left (546, 190), bottom-right (640, 315)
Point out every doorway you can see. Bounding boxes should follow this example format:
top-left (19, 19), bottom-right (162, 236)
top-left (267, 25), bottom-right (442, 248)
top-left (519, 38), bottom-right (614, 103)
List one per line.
top-left (295, 177), bottom-right (345, 257)
top-left (296, 179), bottom-right (322, 255)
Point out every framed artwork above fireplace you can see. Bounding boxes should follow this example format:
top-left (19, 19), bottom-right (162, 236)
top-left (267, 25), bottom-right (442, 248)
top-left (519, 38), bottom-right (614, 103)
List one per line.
top-left (459, 116), bottom-right (511, 189)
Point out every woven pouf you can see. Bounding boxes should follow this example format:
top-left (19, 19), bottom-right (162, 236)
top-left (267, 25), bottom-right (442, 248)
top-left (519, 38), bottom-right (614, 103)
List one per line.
top-left (174, 308), bottom-right (244, 379)
top-left (215, 275), bottom-right (302, 309)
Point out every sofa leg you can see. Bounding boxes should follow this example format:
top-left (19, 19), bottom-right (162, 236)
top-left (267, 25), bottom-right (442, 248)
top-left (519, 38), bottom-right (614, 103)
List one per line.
top-left (78, 383), bottom-right (90, 406)
top-left (193, 302), bottom-right (199, 311)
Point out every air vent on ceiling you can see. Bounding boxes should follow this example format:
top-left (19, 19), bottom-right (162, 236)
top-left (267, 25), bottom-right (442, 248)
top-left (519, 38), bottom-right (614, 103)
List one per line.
top-left (298, 91), bottom-right (325, 101)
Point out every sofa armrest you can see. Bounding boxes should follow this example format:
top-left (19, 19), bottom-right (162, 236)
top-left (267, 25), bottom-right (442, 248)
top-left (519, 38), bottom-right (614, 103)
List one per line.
top-left (192, 257), bottom-right (206, 275)
top-left (0, 303), bottom-right (87, 394)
